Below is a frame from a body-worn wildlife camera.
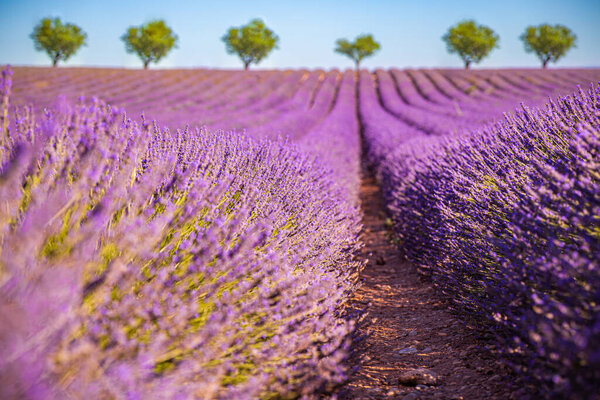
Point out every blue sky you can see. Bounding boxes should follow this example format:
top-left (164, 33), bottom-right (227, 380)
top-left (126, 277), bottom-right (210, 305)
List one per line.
top-left (0, 0), bottom-right (598, 69)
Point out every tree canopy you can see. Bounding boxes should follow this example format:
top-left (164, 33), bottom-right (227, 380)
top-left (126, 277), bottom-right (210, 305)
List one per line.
top-left (121, 20), bottom-right (178, 69)
top-left (30, 18), bottom-right (87, 67)
top-left (520, 24), bottom-right (577, 68)
top-left (222, 19), bottom-right (279, 70)
top-left (334, 34), bottom-right (380, 69)
top-left (442, 20), bottom-right (499, 69)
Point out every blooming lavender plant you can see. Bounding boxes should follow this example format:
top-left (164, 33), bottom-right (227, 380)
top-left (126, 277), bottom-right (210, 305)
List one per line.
top-left (0, 66), bottom-right (362, 399)
top-left (368, 85), bottom-right (600, 397)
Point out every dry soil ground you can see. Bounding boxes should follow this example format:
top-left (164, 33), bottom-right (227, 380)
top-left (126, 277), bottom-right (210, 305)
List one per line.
top-left (337, 172), bottom-right (533, 400)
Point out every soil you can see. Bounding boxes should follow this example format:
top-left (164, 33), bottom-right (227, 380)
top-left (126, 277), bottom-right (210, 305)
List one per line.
top-left (337, 172), bottom-right (531, 400)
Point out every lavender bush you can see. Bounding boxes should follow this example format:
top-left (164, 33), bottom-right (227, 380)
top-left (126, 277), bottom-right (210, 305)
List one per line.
top-left (372, 85), bottom-right (600, 397)
top-left (0, 66), bottom-right (362, 399)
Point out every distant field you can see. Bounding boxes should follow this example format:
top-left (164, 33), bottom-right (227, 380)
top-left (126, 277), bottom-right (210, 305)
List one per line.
top-left (11, 66), bottom-right (600, 138)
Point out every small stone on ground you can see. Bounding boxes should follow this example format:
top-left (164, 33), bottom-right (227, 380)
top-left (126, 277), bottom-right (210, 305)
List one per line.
top-left (398, 368), bottom-right (438, 386)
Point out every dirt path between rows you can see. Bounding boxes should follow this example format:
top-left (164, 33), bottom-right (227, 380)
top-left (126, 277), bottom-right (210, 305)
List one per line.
top-left (337, 172), bottom-right (530, 400)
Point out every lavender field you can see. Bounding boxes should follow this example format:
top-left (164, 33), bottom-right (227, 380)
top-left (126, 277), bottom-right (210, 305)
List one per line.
top-left (1, 66), bottom-right (600, 399)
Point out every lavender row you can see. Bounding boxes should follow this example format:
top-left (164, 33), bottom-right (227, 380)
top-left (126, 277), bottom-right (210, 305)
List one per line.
top-left (376, 70), bottom-right (476, 135)
top-left (358, 69), bottom-right (429, 181)
top-left (207, 70), bottom-right (315, 132)
top-left (363, 81), bottom-right (600, 397)
top-left (252, 71), bottom-right (337, 139)
top-left (299, 70), bottom-right (362, 201)
top-left (0, 67), bottom-right (362, 399)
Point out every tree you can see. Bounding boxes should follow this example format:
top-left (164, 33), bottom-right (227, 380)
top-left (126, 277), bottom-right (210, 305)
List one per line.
top-left (30, 18), bottom-right (87, 67)
top-left (442, 20), bottom-right (499, 69)
top-left (334, 34), bottom-right (380, 70)
top-left (222, 19), bottom-right (279, 70)
top-left (520, 24), bottom-right (576, 68)
top-left (121, 20), bottom-right (178, 69)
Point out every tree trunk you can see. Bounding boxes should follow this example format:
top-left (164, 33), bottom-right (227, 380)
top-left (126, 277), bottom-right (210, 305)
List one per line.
top-left (542, 57), bottom-right (549, 69)
top-left (464, 60), bottom-right (471, 69)
top-left (52, 54), bottom-right (60, 67)
top-left (144, 60), bottom-right (150, 69)
top-left (244, 61), bottom-right (250, 70)
top-left (355, 60), bottom-right (360, 71)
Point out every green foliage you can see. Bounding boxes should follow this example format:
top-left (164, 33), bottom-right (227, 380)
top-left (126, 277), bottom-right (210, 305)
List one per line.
top-left (121, 20), bottom-right (178, 69)
top-left (442, 20), bottom-right (499, 69)
top-left (30, 18), bottom-right (87, 67)
top-left (520, 24), bottom-right (577, 68)
top-left (334, 34), bottom-right (380, 69)
top-left (222, 19), bottom-right (279, 70)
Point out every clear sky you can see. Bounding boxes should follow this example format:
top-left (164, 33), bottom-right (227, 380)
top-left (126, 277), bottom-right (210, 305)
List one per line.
top-left (0, 0), bottom-right (598, 69)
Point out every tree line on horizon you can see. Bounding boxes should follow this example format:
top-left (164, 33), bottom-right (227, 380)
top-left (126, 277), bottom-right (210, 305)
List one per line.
top-left (30, 17), bottom-right (577, 70)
